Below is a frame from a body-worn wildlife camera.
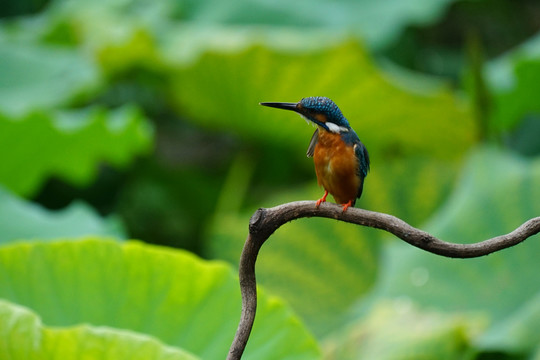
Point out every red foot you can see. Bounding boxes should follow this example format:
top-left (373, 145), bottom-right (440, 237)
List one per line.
top-left (315, 190), bottom-right (329, 208)
top-left (341, 200), bottom-right (353, 212)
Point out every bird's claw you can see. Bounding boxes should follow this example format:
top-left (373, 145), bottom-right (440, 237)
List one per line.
top-left (315, 190), bottom-right (329, 208)
top-left (341, 200), bottom-right (353, 212)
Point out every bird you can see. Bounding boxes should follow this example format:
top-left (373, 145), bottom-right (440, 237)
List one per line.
top-left (260, 96), bottom-right (370, 212)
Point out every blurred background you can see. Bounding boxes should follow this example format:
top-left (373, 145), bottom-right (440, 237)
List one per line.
top-left (1, 0), bottom-right (540, 358)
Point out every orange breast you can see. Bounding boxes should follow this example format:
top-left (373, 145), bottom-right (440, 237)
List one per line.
top-left (313, 130), bottom-right (360, 205)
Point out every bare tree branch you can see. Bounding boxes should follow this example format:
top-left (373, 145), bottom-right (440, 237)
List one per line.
top-left (227, 200), bottom-right (540, 359)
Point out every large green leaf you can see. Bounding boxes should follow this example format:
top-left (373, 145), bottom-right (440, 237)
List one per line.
top-left (0, 300), bottom-right (198, 360)
top-left (0, 238), bottom-right (320, 359)
top-left (1, 0), bottom-right (473, 164)
top-left (14, 3), bottom-right (473, 161)
top-left (489, 59), bottom-right (540, 133)
top-left (323, 301), bottom-right (477, 360)
top-left (360, 156), bottom-right (458, 226)
top-left (170, 42), bottom-right (474, 161)
top-left (478, 292), bottom-right (540, 354)
top-left (0, 42), bottom-right (100, 116)
top-left (0, 185), bottom-right (124, 244)
top-left (0, 105), bottom-right (153, 196)
top-left (351, 147), bottom-right (540, 355)
top-left (533, 346), bottom-right (540, 360)
top-left (485, 32), bottom-right (540, 132)
top-left (38, 0), bottom-right (457, 50)
top-left (486, 32), bottom-right (540, 92)
top-left (173, 0), bottom-right (457, 50)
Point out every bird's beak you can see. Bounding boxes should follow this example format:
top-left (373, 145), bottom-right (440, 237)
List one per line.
top-left (259, 102), bottom-right (299, 112)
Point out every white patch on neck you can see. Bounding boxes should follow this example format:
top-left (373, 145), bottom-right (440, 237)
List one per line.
top-left (326, 122), bottom-right (348, 133)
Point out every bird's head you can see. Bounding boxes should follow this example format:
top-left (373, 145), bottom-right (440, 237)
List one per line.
top-left (260, 96), bottom-right (350, 133)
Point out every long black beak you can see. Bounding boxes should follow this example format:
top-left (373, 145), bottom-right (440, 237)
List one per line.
top-left (259, 102), bottom-right (299, 112)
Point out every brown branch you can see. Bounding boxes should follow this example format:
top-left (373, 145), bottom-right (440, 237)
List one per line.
top-left (227, 200), bottom-right (540, 359)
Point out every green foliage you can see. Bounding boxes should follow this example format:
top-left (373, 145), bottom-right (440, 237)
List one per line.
top-left (206, 155), bottom-right (459, 337)
top-left (485, 33), bottom-right (540, 133)
top-left (186, 0), bottom-right (458, 50)
top-left (490, 59), bottom-right (540, 132)
top-left (2, 0), bottom-right (475, 163)
top-left (0, 35), bottom-right (154, 199)
top-left (208, 147), bottom-right (540, 356)
top-left (348, 147), bottom-right (540, 357)
top-left (0, 42), bottom-right (100, 116)
top-left (361, 156), bottom-right (459, 225)
top-left (10, 0), bottom-right (459, 50)
top-left (479, 293), bottom-right (540, 354)
top-left (533, 346), bottom-right (540, 360)
top-left (1, 0), bottom-right (539, 358)
top-left (0, 300), bottom-right (198, 360)
top-left (324, 302), bottom-right (477, 359)
top-left (171, 42), bottom-right (474, 161)
top-left (0, 106), bottom-right (153, 196)
top-left (208, 208), bottom-right (381, 338)
top-left (0, 186), bottom-right (124, 244)
top-left (0, 238), bottom-right (320, 359)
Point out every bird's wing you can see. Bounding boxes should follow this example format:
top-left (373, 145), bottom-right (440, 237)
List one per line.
top-left (354, 140), bottom-right (370, 198)
top-left (354, 140), bottom-right (370, 177)
top-left (306, 128), bottom-right (319, 158)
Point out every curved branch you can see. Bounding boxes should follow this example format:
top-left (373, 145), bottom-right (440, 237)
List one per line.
top-left (227, 200), bottom-right (540, 359)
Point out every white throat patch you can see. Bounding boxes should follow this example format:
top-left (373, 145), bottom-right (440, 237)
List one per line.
top-left (326, 122), bottom-right (349, 133)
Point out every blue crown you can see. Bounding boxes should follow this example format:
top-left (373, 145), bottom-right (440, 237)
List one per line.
top-left (299, 97), bottom-right (349, 127)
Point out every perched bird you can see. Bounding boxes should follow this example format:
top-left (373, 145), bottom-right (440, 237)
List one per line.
top-left (260, 97), bottom-right (370, 212)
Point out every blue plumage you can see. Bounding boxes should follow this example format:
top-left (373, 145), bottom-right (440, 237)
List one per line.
top-left (299, 97), bottom-right (350, 127)
top-left (298, 97), bottom-right (351, 129)
top-left (342, 130), bottom-right (370, 178)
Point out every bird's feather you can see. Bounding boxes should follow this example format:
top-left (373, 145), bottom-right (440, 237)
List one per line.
top-left (306, 128), bottom-right (319, 158)
top-left (355, 141), bottom-right (370, 178)
top-left (354, 141), bottom-right (370, 198)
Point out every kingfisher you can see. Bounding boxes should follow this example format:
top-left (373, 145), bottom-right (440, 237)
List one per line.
top-left (260, 97), bottom-right (370, 212)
